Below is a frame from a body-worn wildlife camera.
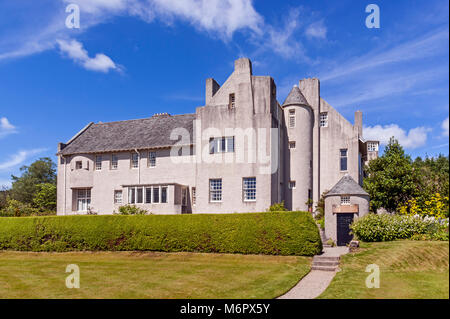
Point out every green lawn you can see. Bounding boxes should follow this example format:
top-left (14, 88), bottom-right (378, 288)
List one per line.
top-left (319, 240), bottom-right (449, 299)
top-left (0, 251), bottom-right (311, 299)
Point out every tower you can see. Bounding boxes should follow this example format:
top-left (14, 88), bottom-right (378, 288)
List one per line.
top-left (282, 85), bottom-right (314, 211)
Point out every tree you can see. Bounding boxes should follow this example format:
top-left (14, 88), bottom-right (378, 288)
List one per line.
top-left (0, 186), bottom-right (9, 211)
top-left (363, 137), bottom-right (418, 213)
top-left (10, 157), bottom-right (56, 205)
top-left (33, 183), bottom-right (57, 212)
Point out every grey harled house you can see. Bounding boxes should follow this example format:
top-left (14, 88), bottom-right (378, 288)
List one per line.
top-left (57, 58), bottom-right (379, 244)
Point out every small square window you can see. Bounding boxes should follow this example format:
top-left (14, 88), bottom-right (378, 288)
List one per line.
top-left (75, 161), bottom-right (83, 170)
top-left (341, 196), bottom-right (351, 205)
top-left (289, 141), bottom-right (296, 149)
top-left (289, 181), bottom-right (296, 189)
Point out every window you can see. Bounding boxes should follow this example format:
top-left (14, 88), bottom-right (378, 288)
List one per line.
top-left (145, 187), bottom-right (152, 203)
top-left (75, 161), bottom-right (83, 170)
top-left (288, 181), bottom-right (296, 189)
top-left (209, 179), bottom-right (222, 202)
top-left (128, 187), bottom-right (136, 204)
top-left (181, 187), bottom-right (187, 206)
top-left (340, 149), bottom-right (348, 171)
top-left (161, 187), bottom-right (168, 203)
top-left (368, 142), bottom-right (378, 152)
top-left (131, 153), bottom-right (139, 169)
top-left (114, 190), bottom-right (122, 204)
top-left (111, 154), bottom-right (118, 170)
top-left (136, 187), bottom-right (143, 204)
top-left (320, 112), bottom-right (328, 127)
top-left (243, 177), bottom-right (256, 201)
top-left (192, 187), bottom-right (196, 206)
top-left (153, 187), bottom-right (160, 203)
top-left (148, 151), bottom-right (156, 167)
top-left (289, 141), bottom-right (296, 149)
top-left (95, 155), bottom-right (102, 171)
top-left (209, 137), bottom-right (235, 154)
top-left (341, 196), bottom-right (350, 205)
top-left (289, 109), bottom-right (296, 128)
top-left (229, 93), bottom-right (235, 109)
top-left (76, 189), bottom-right (91, 212)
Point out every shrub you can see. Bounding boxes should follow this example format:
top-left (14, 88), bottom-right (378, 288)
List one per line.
top-left (317, 218), bottom-right (324, 230)
top-left (117, 205), bottom-right (149, 215)
top-left (398, 193), bottom-right (449, 219)
top-left (0, 198), bottom-right (39, 217)
top-left (351, 213), bottom-right (449, 242)
top-left (267, 201), bottom-right (288, 212)
top-left (0, 211), bottom-right (322, 256)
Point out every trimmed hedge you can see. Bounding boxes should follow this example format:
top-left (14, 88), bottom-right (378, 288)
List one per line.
top-left (0, 211), bottom-right (322, 256)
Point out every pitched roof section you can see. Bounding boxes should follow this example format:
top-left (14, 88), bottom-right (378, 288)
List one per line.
top-left (325, 174), bottom-right (369, 197)
top-left (59, 114), bottom-right (196, 155)
top-left (282, 85), bottom-right (310, 107)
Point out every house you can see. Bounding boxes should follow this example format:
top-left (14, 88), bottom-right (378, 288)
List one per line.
top-left (57, 58), bottom-right (379, 219)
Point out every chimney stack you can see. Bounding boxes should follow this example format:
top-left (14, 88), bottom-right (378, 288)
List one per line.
top-left (355, 110), bottom-right (363, 137)
top-left (205, 78), bottom-right (220, 105)
top-left (234, 57), bottom-right (252, 75)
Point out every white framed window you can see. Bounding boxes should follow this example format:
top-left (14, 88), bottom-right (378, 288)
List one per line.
top-left (128, 187), bottom-right (136, 204)
top-left (153, 187), bottom-right (160, 203)
top-left (76, 189), bottom-right (91, 212)
top-left (340, 149), bottom-right (348, 171)
top-left (136, 187), bottom-right (143, 204)
top-left (210, 137), bottom-right (235, 154)
top-left (289, 141), bottom-right (296, 149)
top-left (341, 196), bottom-right (351, 205)
top-left (320, 112), bottom-right (328, 127)
top-left (243, 177), bottom-right (256, 201)
top-left (114, 190), bottom-right (122, 204)
top-left (95, 155), bottom-right (102, 171)
top-left (289, 109), bottom-right (295, 128)
top-left (192, 187), bottom-right (196, 206)
top-left (145, 187), bottom-right (152, 203)
top-left (75, 161), bottom-right (83, 170)
top-left (209, 179), bottom-right (222, 202)
top-left (111, 154), bottom-right (118, 170)
top-left (128, 185), bottom-right (168, 204)
top-left (288, 181), bottom-right (296, 189)
top-left (368, 142), bottom-right (378, 152)
top-left (229, 93), bottom-right (235, 109)
top-left (148, 151), bottom-right (156, 167)
top-left (131, 153), bottom-right (139, 169)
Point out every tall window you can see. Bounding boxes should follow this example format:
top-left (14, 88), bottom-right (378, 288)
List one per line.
top-left (209, 179), bottom-right (222, 202)
top-left (128, 187), bottom-right (136, 204)
top-left (136, 188), bottom-right (143, 204)
top-left (289, 109), bottom-right (296, 128)
top-left (243, 177), bottom-right (256, 201)
top-left (148, 151), bottom-right (156, 167)
top-left (145, 187), bottom-right (152, 203)
top-left (340, 149), bottom-right (348, 171)
top-left (131, 153), bottom-right (139, 169)
top-left (192, 187), bottom-right (196, 206)
top-left (161, 187), bottom-right (168, 203)
top-left (229, 93), bottom-right (235, 109)
top-left (181, 187), bottom-right (187, 206)
top-left (111, 154), bottom-right (118, 170)
top-left (77, 189), bottom-right (91, 212)
top-left (153, 187), bottom-right (160, 203)
top-left (210, 137), bottom-right (235, 154)
top-left (320, 112), bottom-right (328, 127)
top-left (95, 155), bottom-right (102, 171)
top-left (341, 196), bottom-right (350, 205)
top-left (114, 190), bottom-right (122, 204)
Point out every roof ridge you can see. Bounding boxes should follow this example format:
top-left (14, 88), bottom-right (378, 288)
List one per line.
top-left (93, 113), bottom-right (196, 126)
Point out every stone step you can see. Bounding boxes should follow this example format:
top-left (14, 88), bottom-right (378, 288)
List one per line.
top-left (312, 261), bottom-right (340, 267)
top-left (311, 265), bottom-right (338, 272)
top-left (313, 256), bottom-right (340, 262)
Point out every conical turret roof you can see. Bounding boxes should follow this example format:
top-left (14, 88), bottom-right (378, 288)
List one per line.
top-left (325, 174), bottom-right (369, 197)
top-left (282, 85), bottom-right (310, 107)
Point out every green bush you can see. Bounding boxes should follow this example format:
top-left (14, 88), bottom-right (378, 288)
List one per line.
top-left (0, 199), bottom-right (39, 217)
top-left (267, 201), bottom-right (288, 212)
top-left (351, 213), bottom-right (449, 242)
top-left (0, 211), bottom-right (322, 256)
top-left (116, 205), bottom-right (149, 215)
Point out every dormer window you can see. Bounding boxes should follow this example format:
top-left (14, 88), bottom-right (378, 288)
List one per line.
top-left (229, 93), bottom-right (235, 109)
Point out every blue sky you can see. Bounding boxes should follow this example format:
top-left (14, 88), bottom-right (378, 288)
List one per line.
top-left (0, 0), bottom-right (448, 188)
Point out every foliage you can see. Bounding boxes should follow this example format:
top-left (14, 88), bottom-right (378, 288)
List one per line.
top-left (317, 218), bottom-right (324, 230)
top-left (326, 238), bottom-right (335, 247)
top-left (10, 157), bottom-right (56, 205)
top-left (314, 190), bottom-right (328, 220)
top-left (398, 193), bottom-right (449, 219)
top-left (116, 205), bottom-right (149, 215)
top-left (413, 155), bottom-right (449, 206)
top-left (363, 138), bottom-right (417, 213)
top-left (0, 198), bottom-right (39, 217)
top-left (0, 186), bottom-right (9, 211)
top-left (267, 201), bottom-right (288, 212)
top-left (0, 211), bottom-right (322, 256)
top-left (32, 183), bottom-right (57, 212)
top-left (351, 213), bottom-right (449, 242)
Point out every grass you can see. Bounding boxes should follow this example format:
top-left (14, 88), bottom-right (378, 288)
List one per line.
top-left (0, 251), bottom-right (311, 299)
top-left (318, 240), bottom-right (449, 299)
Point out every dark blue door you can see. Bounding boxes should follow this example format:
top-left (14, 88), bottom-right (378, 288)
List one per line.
top-left (337, 213), bottom-right (354, 246)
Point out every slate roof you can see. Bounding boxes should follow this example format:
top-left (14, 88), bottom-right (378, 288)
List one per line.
top-left (325, 174), bottom-right (369, 197)
top-left (59, 114), bottom-right (196, 155)
top-left (282, 85), bottom-right (310, 107)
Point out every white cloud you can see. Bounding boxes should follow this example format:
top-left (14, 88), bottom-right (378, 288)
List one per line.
top-left (364, 124), bottom-right (431, 149)
top-left (0, 117), bottom-right (17, 139)
top-left (57, 39), bottom-right (119, 73)
top-left (305, 20), bottom-right (327, 39)
top-left (0, 149), bottom-right (47, 171)
top-left (442, 117), bottom-right (449, 137)
top-left (0, 179), bottom-right (12, 189)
